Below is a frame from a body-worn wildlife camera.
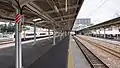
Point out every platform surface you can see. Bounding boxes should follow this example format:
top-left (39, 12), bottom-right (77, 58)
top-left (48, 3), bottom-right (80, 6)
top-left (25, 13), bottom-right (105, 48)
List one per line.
top-left (0, 36), bottom-right (92, 68)
top-left (0, 36), bottom-right (59, 68)
top-left (28, 36), bottom-right (91, 68)
top-left (28, 37), bottom-right (70, 68)
top-left (70, 36), bottom-right (91, 68)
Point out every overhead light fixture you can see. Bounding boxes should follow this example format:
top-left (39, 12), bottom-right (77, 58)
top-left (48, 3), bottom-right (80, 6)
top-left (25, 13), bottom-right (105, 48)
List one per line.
top-left (33, 18), bottom-right (42, 22)
top-left (54, 6), bottom-right (59, 13)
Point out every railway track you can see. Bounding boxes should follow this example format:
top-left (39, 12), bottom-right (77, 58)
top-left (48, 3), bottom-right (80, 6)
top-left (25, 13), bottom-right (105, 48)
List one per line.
top-left (90, 37), bottom-right (120, 46)
top-left (74, 37), bottom-right (108, 68)
top-left (77, 36), bottom-right (120, 58)
top-left (75, 36), bottom-right (120, 68)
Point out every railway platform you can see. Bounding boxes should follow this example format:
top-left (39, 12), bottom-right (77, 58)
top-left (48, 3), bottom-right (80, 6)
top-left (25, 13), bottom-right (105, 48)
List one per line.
top-left (0, 35), bottom-right (93, 68)
top-left (28, 36), bottom-right (91, 68)
top-left (1, 32), bottom-right (120, 68)
top-left (1, 34), bottom-right (120, 68)
top-left (0, 36), bottom-right (59, 68)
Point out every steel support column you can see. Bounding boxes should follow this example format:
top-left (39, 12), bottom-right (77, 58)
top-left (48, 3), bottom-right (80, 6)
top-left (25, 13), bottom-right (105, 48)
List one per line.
top-left (34, 22), bottom-right (36, 44)
top-left (95, 29), bottom-right (97, 37)
top-left (60, 31), bottom-right (62, 40)
top-left (23, 25), bottom-right (26, 40)
top-left (48, 29), bottom-right (50, 40)
top-left (15, 9), bottom-right (23, 68)
top-left (63, 31), bottom-right (65, 38)
top-left (117, 25), bottom-right (119, 40)
top-left (103, 27), bottom-right (106, 38)
top-left (53, 26), bottom-right (56, 45)
top-left (65, 31), bottom-right (66, 37)
top-left (98, 29), bottom-right (100, 37)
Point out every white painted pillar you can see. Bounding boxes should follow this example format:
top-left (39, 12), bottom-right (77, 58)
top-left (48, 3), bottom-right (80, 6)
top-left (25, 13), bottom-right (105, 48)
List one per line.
top-left (64, 31), bottom-right (66, 37)
top-left (48, 29), bottom-right (50, 40)
top-left (53, 26), bottom-right (56, 45)
top-left (95, 29), bottom-right (97, 37)
top-left (60, 31), bottom-right (62, 40)
top-left (63, 31), bottom-right (65, 38)
top-left (98, 29), bottom-right (100, 37)
top-left (23, 25), bottom-right (26, 40)
top-left (65, 31), bottom-right (67, 36)
top-left (103, 27), bottom-right (106, 38)
top-left (117, 25), bottom-right (119, 40)
top-left (60, 33), bottom-right (62, 40)
top-left (15, 9), bottom-right (22, 68)
top-left (34, 22), bottom-right (36, 44)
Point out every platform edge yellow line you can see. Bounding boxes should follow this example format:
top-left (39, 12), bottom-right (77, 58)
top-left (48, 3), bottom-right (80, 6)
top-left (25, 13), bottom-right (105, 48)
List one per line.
top-left (67, 36), bottom-right (74, 68)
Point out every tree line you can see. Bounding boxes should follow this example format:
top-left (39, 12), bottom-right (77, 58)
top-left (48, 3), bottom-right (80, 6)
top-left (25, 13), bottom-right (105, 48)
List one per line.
top-left (0, 22), bottom-right (30, 33)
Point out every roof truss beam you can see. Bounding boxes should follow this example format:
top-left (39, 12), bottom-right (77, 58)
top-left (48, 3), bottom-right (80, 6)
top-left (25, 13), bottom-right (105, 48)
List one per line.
top-left (45, 5), bottom-right (79, 14)
top-left (57, 18), bottom-right (75, 23)
top-left (26, 2), bottom-right (54, 23)
top-left (53, 14), bottom-right (76, 20)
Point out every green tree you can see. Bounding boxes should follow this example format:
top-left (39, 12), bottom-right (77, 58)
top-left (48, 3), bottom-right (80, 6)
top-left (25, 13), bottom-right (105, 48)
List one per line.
top-left (1, 24), bottom-right (7, 33)
top-left (0, 23), bottom-right (15, 33)
top-left (0, 25), bottom-right (2, 32)
top-left (7, 22), bottom-right (15, 33)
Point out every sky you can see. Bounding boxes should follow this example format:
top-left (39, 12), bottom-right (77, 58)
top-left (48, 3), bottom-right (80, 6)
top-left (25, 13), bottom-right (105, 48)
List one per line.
top-left (77, 0), bottom-right (120, 25)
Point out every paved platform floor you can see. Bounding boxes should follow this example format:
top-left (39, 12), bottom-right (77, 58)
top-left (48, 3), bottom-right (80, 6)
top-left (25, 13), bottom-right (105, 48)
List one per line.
top-left (28, 37), bottom-right (70, 68)
top-left (70, 36), bottom-right (91, 68)
top-left (0, 36), bottom-right (91, 68)
top-left (0, 37), bottom-right (60, 68)
top-left (28, 36), bottom-right (91, 68)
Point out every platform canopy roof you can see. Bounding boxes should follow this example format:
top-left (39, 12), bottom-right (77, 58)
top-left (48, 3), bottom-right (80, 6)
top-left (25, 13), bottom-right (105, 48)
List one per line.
top-left (0, 0), bottom-right (84, 31)
top-left (79, 17), bottom-right (120, 32)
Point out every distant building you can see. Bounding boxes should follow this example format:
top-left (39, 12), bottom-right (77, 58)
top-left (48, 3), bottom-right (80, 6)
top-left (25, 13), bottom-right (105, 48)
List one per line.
top-left (72, 18), bottom-right (91, 31)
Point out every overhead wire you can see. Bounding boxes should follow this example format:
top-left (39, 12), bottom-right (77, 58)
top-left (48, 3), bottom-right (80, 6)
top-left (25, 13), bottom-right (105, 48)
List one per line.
top-left (87, 0), bottom-right (109, 17)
